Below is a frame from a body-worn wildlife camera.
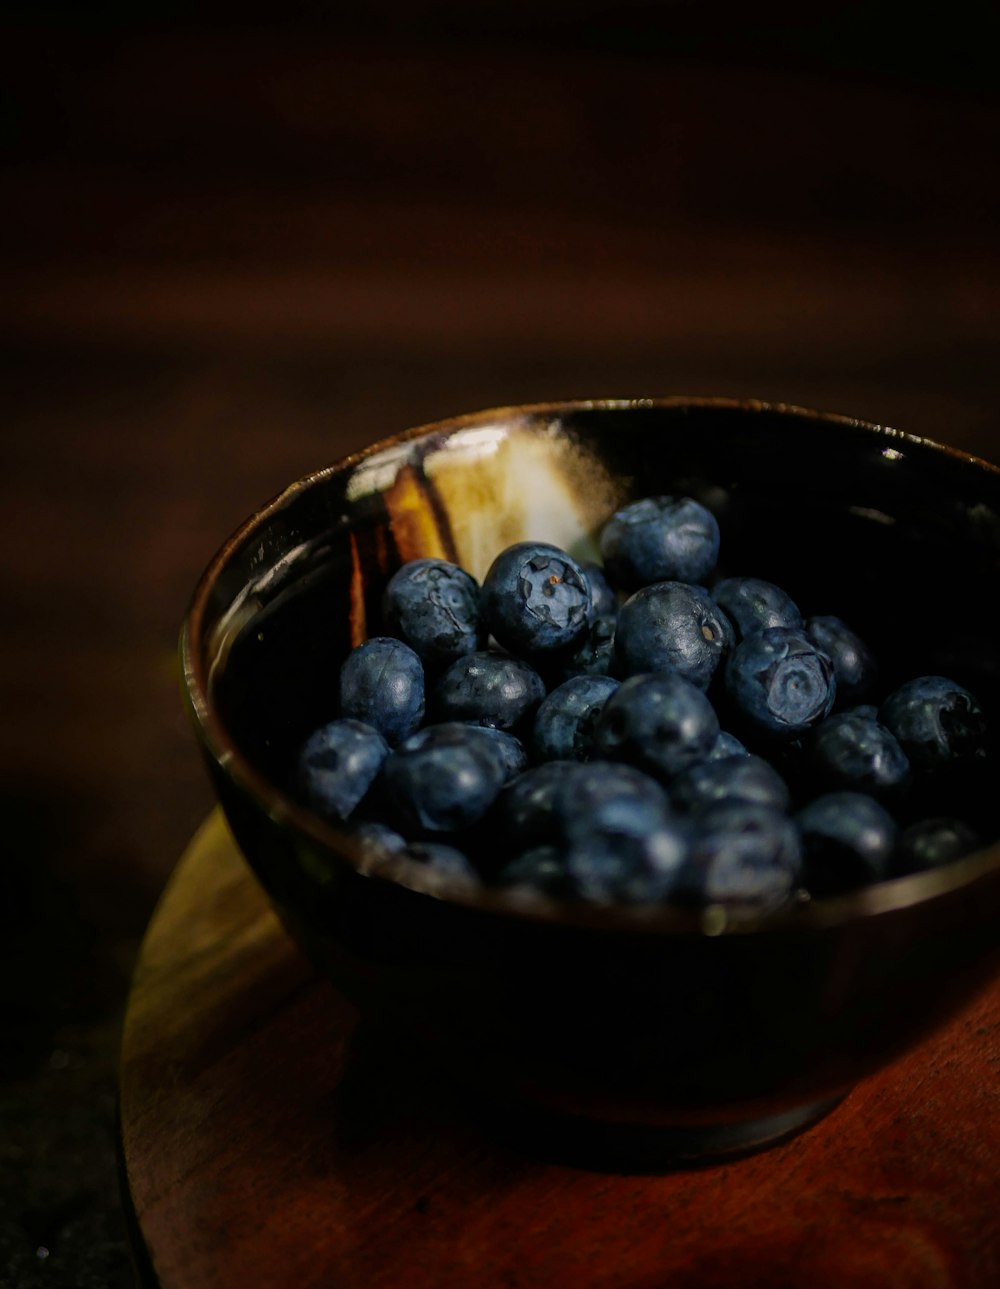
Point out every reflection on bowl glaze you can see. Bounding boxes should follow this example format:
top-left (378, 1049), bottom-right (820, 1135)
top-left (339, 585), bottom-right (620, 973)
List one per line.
top-left (182, 398), bottom-right (1000, 1166)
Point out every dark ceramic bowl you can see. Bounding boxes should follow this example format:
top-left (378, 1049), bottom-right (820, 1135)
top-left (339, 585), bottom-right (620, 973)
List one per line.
top-left (182, 398), bottom-right (1000, 1166)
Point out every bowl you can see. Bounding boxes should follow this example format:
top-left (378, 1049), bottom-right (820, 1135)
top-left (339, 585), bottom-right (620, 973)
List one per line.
top-left (181, 397), bottom-right (1000, 1166)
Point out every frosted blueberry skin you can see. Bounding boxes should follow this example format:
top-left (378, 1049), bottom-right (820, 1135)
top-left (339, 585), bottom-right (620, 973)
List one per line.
top-left (495, 760), bottom-right (581, 851)
top-left (554, 613), bottom-right (616, 681)
top-left (805, 711), bottom-right (911, 801)
top-left (796, 791), bottom-right (898, 895)
top-left (402, 841), bottom-right (482, 884)
top-left (382, 558), bottom-right (484, 665)
top-left (463, 725), bottom-right (529, 780)
top-left (549, 761), bottom-right (687, 902)
top-left (670, 754), bottom-right (791, 817)
top-left (805, 615), bottom-right (878, 709)
top-left (382, 722), bottom-right (509, 833)
top-left (346, 820), bottom-right (407, 852)
top-left (615, 581), bottom-right (734, 690)
top-left (582, 562), bottom-right (618, 619)
top-left (338, 636), bottom-right (425, 746)
top-left (564, 823), bottom-right (689, 904)
top-left (711, 577), bottom-right (802, 643)
top-left (481, 541), bottom-right (592, 656)
top-left (593, 671), bottom-right (720, 785)
top-left (725, 626), bottom-right (836, 740)
top-left (674, 802), bottom-right (802, 914)
top-left (706, 730), bottom-right (750, 760)
top-left (879, 675), bottom-right (988, 773)
top-left (433, 649), bottom-right (546, 732)
top-left (295, 718), bottom-right (390, 822)
top-left (494, 846), bottom-right (576, 898)
top-left (532, 674), bottom-right (620, 762)
top-left (599, 495), bottom-right (720, 590)
top-left (893, 817), bottom-right (982, 876)
top-left (551, 761), bottom-right (674, 847)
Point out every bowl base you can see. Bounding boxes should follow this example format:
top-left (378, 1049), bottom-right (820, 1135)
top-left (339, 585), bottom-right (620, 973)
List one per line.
top-left (471, 1092), bottom-right (848, 1173)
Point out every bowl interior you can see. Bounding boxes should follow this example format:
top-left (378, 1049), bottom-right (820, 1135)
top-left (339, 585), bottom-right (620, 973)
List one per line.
top-left (188, 398), bottom-right (1000, 922)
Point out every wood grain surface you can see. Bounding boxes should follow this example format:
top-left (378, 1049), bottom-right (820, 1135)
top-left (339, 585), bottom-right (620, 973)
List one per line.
top-left (120, 813), bottom-right (1000, 1289)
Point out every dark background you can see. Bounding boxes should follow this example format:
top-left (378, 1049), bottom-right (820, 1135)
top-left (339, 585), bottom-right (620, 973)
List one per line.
top-left (2, 6), bottom-right (1000, 1284)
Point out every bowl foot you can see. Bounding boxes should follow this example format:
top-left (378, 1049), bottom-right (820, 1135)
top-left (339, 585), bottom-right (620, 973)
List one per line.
top-left (472, 1092), bottom-right (847, 1173)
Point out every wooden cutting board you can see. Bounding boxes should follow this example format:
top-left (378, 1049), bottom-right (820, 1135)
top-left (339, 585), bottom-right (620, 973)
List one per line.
top-left (119, 813), bottom-right (1000, 1288)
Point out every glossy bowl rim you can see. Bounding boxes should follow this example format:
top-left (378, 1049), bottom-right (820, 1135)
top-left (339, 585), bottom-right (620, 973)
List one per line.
top-left (181, 395), bottom-right (1000, 936)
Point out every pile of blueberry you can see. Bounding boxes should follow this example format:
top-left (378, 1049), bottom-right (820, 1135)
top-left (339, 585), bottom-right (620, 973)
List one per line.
top-left (292, 495), bottom-right (990, 914)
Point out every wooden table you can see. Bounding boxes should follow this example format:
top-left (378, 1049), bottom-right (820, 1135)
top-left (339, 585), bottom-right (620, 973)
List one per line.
top-left (119, 813), bottom-right (1000, 1289)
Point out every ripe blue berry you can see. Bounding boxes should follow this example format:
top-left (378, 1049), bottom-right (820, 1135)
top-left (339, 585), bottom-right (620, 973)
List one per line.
top-left (582, 562), bottom-right (618, 618)
top-left (532, 674), bottom-right (620, 762)
top-left (494, 846), bottom-right (575, 897)
top-left (338, 636), bottom-right (425, 745)
top-left (565, 824), bottom-right (689, 904)
top-left (599, 495), bottom-right (720, 589)
top-left (879, 676), bottom-right (988, 772)
top-left (496, 760), bottom-right (581, 850)
top-left (481, 542), bottom-right (592, 655)
top-left (805, 615), bottom-right (878, 709)
top-left (383, 722), bottom-right (508, 833)
top-left (382, 558), bottom-right (484, 664)
top-left (725, 627), bottom-right (836, 739)
top-left (893, 817), bottom-right (981, 875)
top-left (593, 671), bottom-right (720, 784)
top-left (670, 754), bottom-right (791, 816)
top-left (712, 577), bottom-right (802, 642)
top-left (433, 650), bottom-right (546, 731)
top-left (796, 791), bottom-right (897, 895)
top-left (615, 581), bottom-right (733, 690)
top-left (805, 711), bottom-right (911, 800)
top-left (295, 718), bottom-right (390, 821)
top-left (554, 613), bottom-right (617, 681)
top-left (675, 802), bottom-right (802, 913)
top-left (402, 841), bottom-right (482, 884)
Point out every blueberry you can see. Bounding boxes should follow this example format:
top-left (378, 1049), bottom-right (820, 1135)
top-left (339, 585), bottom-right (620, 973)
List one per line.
top-left (495, 761), bottom-right (582, 850)
top-left (805, 615), bottom-right (878, 708)
top-left (338, 636), bottom-right (425, 745)
top-left (599, 495), bottom-right (720, 589)
top-left (382, 558), bottom-right (484, 664)
top-left (402, 841), bottom-right (482, 884)
top-left (433, 649), bottom-right (546, 731)
top-left (481, 542), bottom-right (592, 655)
top-left (295, 718), bottom-right (390, 822)
top-left (615, 582), bottom-right (733, 690)
top-left (879, 675), bottom-right (988, 773)
top-left (555, 613), bottom-right (617, 681)
top-left (550, 762), bottom-right (687, 902)
top-left (675, 802), bottom-right (802, 913)
top-left (564, 824), bottom-right (689, 904)
top-left (551, 761), bottom-right (675, 850)
top-left (706, 730), bottom-right (750, 760)
top-left (712, 577), bottom-right (802, 642)
top-left (593, 671), bottom-right (720, 785)
top-left (893, 817), bottom-right (982, 876)
top-left (582, 562), bottom-right (618, 619)
top-left (796, 791), bottom-right (898, 895)
top-left (805, 711), bottom-right (911, 800)
top-left (532, 674), bottom-right (620, 762)
top-left (383, 722), bottom-right (509, 833)
top-left (725, 627), bottom-right (836, 739)
top-left (494, 846), bottom-right (574, 897)
top-left (670, 754), bottom-right (791, 816)
top-left (346, 820), bottom-right (407, 853)
top-left (463, 725), bottom-right (529, 780)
